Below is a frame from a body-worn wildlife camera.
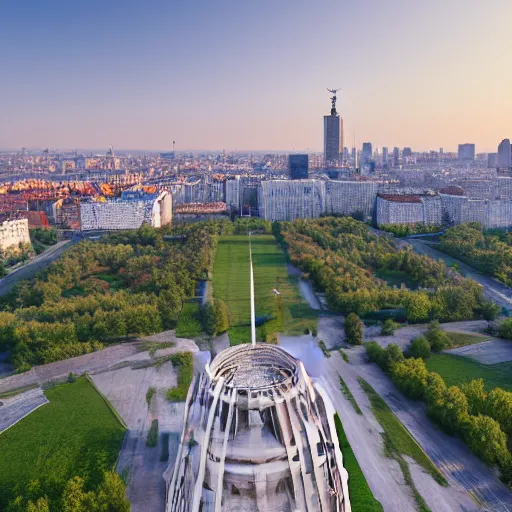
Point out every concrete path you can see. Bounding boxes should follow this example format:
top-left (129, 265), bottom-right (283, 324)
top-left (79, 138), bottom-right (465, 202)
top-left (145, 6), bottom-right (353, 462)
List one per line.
top-left (0, 332), bottom-right (199, 394)
top-left (0, 387), bottom-right (48, 433)
top-left (407, 239), bottom-right (512, 310)
top-left (446, 339), bottom-right (512, 365)
top-left (0, 240), bottom-right (72, 296)
top-left (368, 320), bottom-right (489, 351)
top-left (308, 316), bottom-right (512, 511)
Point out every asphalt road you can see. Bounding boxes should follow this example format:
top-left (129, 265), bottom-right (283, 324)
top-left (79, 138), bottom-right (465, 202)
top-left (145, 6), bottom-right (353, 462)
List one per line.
top-left (406, 239), bottom-right (512, 310)
top-left (0, 241), bottom-right (72, 296)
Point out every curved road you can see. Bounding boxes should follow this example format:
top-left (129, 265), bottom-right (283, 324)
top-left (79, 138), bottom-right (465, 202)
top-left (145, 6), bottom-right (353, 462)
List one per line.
top-left (0, 240), bottom-right (72, 297)
top-left (406, 239), bottom-right (512, 310)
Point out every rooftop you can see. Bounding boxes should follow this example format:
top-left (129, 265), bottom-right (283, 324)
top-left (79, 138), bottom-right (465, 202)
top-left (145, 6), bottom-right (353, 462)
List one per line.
top-left (209, 344), bottom-right (298, 389)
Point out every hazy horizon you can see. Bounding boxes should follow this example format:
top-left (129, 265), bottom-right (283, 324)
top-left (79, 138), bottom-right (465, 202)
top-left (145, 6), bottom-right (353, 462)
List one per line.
top-left (1, 0), bottom-right (511, 153)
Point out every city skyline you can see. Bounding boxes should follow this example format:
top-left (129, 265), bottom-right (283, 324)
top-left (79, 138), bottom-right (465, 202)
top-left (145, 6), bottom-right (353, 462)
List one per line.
top-left (1, 0), bottom-right (512, 152)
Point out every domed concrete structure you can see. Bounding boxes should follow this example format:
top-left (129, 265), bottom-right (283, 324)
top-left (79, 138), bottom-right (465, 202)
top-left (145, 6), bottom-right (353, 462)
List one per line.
top-left (166, 343), bottom-right (351, 512)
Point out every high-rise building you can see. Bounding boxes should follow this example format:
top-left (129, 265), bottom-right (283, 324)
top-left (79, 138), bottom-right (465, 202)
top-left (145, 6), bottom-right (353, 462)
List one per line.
top-left (402, 147), bottom-right (412, 158)
top-left (324, 89), bottom-right (341, 164)
top-left (351, 147), bottom-right (356, 164)
top-left (498, 139), bottom-right (512, 169)
top-left (288, 154), bottom-right (309, 180)
top-left (361, 142), bottom-right (372, 165)
top-left (488, 153), bottom-right (497, 169)
top-left (343, 146), bottom-right (349, 161)
top-left (393, 147), bottom-right (399, 166)
top-left (458, 143), bottom-right (476, 161)
top-left (382, 147), bottom-right (389, 166)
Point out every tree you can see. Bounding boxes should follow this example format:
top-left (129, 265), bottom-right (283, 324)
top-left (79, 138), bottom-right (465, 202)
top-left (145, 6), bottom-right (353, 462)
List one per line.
top-left (461, 379), bottom-right (487, 416)
top-left (391, 358), bottom-right (428, 399)
top-left (425, 323), bottom-right (451, 352)
top-left (95, 471), bottom-right (130, 512)
top-left (409, 336), bottom-right (431, 359)
top-left (486, 388), bottom-right (512, 437)
top-left (213, 299), bottom-right (230, 335)
top-left (382, 344), bottom-right (405, 372)
top-left (345, 313), bottom-right (363, 345)
top-left (424, 371), bottom-right (447, 409)
top-left (499, 318), bottom-right (512, 340)
top-left (479, 300), bottom-right (501, 321)
top-left (365, 341), bottom-right (385, 367)
top-left (464, 414), bottom-right (509, 465)
top-left (201, 302), bottom-right (215, 336)
top-left (26, 498), bottom-right (50, 512)
top-left (61, 476), bottom-right (87, 512)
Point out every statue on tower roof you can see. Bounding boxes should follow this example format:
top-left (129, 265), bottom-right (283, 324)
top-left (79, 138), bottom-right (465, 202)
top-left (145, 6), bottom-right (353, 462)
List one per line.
top-left (327, 88), bottom-right (340, 116)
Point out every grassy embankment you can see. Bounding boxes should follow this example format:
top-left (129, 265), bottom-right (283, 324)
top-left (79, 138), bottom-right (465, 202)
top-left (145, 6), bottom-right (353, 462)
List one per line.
top-left (212, 235), bottom-right (317, 345)
top-left (175, 301), bottom-right (202, 338)
top-left (426, 354), bottom-right (512, 391)
top-left (444, 331), bottom-right (490, 347)
top-left (0, 377), bottom-right (125, 509)
top-left (334, 413), bottom-right (383, 512)
top-left (358, 378), bottom-right (447, 512)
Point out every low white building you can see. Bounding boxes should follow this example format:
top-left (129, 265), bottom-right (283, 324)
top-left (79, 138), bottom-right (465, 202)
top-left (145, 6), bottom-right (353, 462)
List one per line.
top-left (376, 194), bottom-right (442, 226)
top-left (258, 180), bottom-right (326, 221)
top-left (0, 218), bottom-right (31, 252)
top-left (80, 191), bottom-right (172, 231)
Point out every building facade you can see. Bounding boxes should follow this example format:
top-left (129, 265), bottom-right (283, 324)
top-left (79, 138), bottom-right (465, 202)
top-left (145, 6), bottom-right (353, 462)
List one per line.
top-left (258, 180), bottom-right (325, 221)
top-left (288, 154), bottom-right (309, 180)
top-left (0, 218), bottom-right (31, 252)
top-left (80, 191), bottom-right (172, 231)
top-left (376, 194), bottom-right (441, 226)
top-left (458, 144), bottom-right (476, 161)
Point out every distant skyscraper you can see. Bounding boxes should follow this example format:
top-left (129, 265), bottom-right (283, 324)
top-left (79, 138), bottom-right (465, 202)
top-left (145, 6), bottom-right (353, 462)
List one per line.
top-left (402, 147), bottom-right (412, 158)
top-left (343, 146), bottom-right (349, 161)
top-left (393, 147), bottom-right (399, 166)
top-left (458, 143), bottom-right (476, 161)
top-left (324, 89), bottom-right (341, 164)
top-left (361, 142), bottom-right (372, 165)
top-left (351, 147), bottom-right (356, 164)
top-left (288, 154), bottom-right (309, 179)
top-left (382, 147), bottom-right (389, 165)
top-left (497, 139), bottom-right (512, 169)
top-left (488, 153), bottom-right (497, 168)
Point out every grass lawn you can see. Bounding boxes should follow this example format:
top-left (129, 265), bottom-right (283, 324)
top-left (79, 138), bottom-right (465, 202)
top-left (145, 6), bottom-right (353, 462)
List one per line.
top-left (374, 269), bottom-right (418, 290)
top-left (212, 235), bottom-right (317, 345)
top-left (444, 331), bottom-right (490, 348)
top-left (426, 354), bottom-right (512, 391)
top-left (175, 301), bottom-right (202, 338)
top-left (0, 377), bottom-right (125, 508)
top-left (334, 414), bottom-right (383, 512)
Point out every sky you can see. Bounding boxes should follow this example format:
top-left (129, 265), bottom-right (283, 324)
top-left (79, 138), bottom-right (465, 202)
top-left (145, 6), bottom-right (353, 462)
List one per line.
top-left (1, 0), bottom-right (511, 152)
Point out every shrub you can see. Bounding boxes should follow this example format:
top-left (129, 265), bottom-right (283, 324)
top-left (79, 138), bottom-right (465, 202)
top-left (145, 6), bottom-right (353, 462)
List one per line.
top-left (391, 358), bottom-right (428, 400)
top-left (425, 322), bottom-right (451, 352)
top-left (67, 372), bottom-right (76, 383)
top-left (461, 379), bottom-right (487, 416)
top-left (381, 318), bottom-right (400, 336)
top-left (499, 318), bottom-right (512, 340)
top-left (409, 336), bottom-right (431, 359)
top-left (365, 341), bottom-right (385, 367)
top-left (146, 419), bottom-right (159, 447)
top-left (479, 300), bottom-right (501, 321)
top-left (382, 344), bottom-right (405, 372)
top-left (146, 387), bottom-right (156, 406)
top-left (345, 313), bottom-right (363, 345)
